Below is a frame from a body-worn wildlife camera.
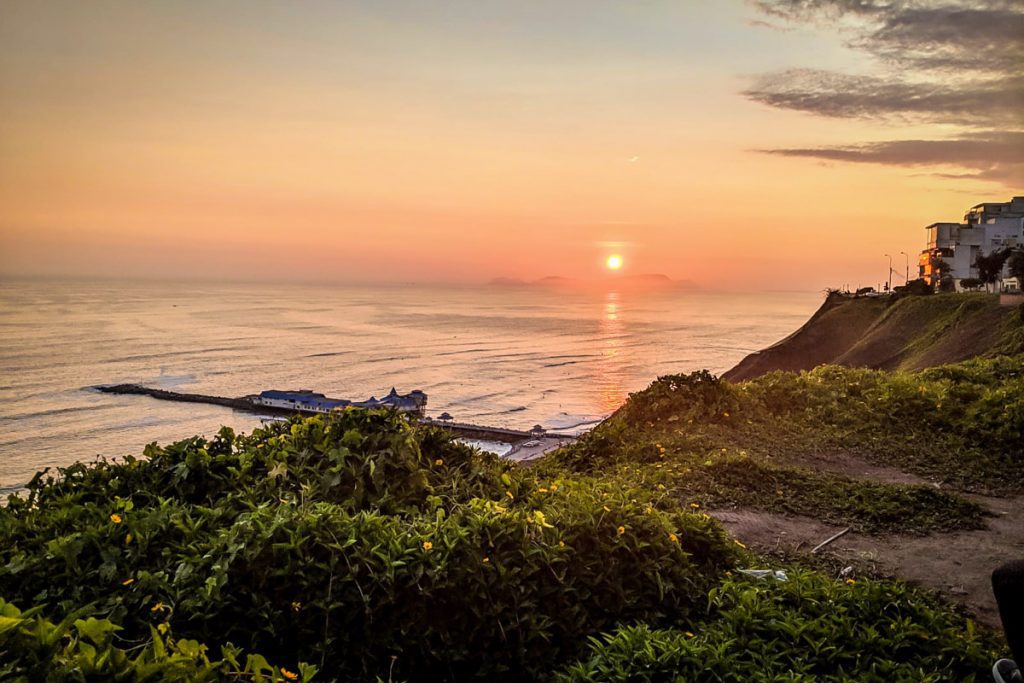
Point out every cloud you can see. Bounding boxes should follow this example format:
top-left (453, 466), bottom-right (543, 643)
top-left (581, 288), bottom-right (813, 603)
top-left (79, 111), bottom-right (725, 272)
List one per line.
top-left (863, 5), bottom-right (1024, 73)
top-left (746, 0), bottom-right (1024, 186)
top-left (744, 69), bottom-right (1024, 128)
top-left (761, 131), bottom-right (1024, 184)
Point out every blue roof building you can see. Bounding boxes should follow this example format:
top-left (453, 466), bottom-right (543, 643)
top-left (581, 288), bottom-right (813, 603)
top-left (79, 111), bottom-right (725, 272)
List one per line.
top-left (254, 388), bottom-right (426, 414)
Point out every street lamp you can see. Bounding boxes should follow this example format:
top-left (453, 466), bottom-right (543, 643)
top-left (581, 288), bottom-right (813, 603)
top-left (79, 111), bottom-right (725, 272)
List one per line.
top-left (884, 254), bottom-right (893, 291)
top-left (899, 251), bottom-right (909, 283)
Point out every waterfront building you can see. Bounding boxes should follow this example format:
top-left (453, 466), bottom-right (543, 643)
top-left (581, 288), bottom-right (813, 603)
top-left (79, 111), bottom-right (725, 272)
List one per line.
top-left (918, 197), bottom-right (1024, 290)
top-left (253, 387), bottom-right (427, 415)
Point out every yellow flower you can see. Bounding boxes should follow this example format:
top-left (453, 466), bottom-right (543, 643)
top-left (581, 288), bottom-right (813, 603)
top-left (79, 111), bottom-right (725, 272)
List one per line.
top-left (482, 556), bottom-right (490, 563)
top-left (550, 484), bottom-right (558, 492)
top-left (723, 411), bottom-right (730, 417)
top-left (559, 540), bottom-right (566, 548)
top-left (602, 505), bottom-right (611, 512)
top-left (280, 668), bottom-right (299, 681)
top-left (689, 502), bottom-right (700, 509)
top-left (291, 601), bottom-right (302, 612)
top-left (733, 539), bottom-right (746, 549)
top-left (110, 513), bottom-right (123, 524)
top-left (150, 601), bottom-right (165, 613)
top-left (668, 533), bottom-right (679, 543)
top-left (685, 631), bottom-right (695, 638)
top-left (617, 526), bottom-right (626, 535)
top-left (506, 491), bottom-right (514, 500)
top-left (656, 484), bottom-right (666, 491)
top-left (422, 541), bottom-right (433, 551)
top-left (846, 578), bottom-right (856, 585)
top-left (435, 458), bottom-right (444, 466)
top-left (121, 578), bottom-right (135, 586)
top-left (537, 487), bottom-right (549, 493)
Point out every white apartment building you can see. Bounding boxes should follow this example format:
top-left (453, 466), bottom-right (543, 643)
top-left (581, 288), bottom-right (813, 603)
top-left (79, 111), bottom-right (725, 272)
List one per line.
top-left (919, 197), bottom-right (1024, 289)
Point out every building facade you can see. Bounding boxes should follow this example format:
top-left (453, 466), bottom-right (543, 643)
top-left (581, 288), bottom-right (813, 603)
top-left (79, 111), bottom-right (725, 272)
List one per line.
top-left (919, 197), bottom-right (1024, 289)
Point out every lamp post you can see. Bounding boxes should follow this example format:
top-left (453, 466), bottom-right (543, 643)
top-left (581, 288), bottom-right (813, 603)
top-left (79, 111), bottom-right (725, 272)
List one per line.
top-left (899, 251), bottom-right (909, 283)
top-left (884, 254), bottom-right (893, 291)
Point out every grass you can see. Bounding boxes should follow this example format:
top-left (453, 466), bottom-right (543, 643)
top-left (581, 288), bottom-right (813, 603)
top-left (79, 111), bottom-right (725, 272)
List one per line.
top-left (548, 357), bottom-right (1024, 539)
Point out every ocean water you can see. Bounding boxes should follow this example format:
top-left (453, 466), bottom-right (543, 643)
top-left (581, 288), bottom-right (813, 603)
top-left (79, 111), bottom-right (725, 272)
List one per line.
top-left (0, 278), bottom-right (821, 490)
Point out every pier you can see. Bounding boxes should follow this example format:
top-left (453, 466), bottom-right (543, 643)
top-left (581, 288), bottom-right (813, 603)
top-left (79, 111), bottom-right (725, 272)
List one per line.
top-left (95, 384), bottom-right (575, 460)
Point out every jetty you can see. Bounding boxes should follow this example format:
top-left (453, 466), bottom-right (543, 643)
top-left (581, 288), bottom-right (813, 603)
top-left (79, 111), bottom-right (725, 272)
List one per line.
top-left (95, 384), bottom-right (574, 460)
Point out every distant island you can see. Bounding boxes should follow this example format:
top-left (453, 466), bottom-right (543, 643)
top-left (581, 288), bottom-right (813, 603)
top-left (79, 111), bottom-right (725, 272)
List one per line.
top-left (489, 273), bottom-right (700, 291)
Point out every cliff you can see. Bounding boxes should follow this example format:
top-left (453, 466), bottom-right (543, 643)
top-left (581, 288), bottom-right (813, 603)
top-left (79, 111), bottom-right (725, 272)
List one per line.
top-left (724, 292), bottom-right (1024, 382)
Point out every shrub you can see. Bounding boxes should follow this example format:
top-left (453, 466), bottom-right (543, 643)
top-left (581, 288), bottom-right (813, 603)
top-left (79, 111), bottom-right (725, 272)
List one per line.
top-left (557, 572), bottom-right (1000, 682)
top-left (0, 410), bottom-right (738, 682)
top-left (0, 598), bottom-right (314, 682)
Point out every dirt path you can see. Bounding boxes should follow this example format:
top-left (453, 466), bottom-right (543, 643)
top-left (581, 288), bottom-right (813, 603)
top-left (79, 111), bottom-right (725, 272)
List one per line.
top-left (712, 494), bottom-right (1024, 629)
top-left (710, 451), bottom-right (1023, 629)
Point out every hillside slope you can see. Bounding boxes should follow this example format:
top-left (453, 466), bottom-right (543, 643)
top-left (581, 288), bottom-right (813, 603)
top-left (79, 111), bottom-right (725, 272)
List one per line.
top-left (724, 292), bottom-right (1024, 382)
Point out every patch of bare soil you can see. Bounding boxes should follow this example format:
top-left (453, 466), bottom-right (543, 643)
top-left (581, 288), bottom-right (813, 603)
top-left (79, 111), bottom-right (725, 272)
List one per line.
top-left (711, 494), bottom-right (1024, 629)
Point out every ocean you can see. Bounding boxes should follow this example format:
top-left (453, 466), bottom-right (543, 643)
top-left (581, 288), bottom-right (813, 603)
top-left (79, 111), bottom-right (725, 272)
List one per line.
top-left (0, 278), bottom-right (821, 491)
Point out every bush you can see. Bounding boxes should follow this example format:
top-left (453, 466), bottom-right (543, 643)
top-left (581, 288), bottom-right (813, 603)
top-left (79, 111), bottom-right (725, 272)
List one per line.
top-left (0, 410), bottom-right (738, 682)
top-left (0, 598), bottom-right (314, 682)
top-left (557, 572), bottom-right (1000, 682)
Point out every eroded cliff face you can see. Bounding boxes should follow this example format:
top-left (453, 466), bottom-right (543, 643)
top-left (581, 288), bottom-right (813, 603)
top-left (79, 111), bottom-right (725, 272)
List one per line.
top-left (724, 292), bottom-right (1024, 382)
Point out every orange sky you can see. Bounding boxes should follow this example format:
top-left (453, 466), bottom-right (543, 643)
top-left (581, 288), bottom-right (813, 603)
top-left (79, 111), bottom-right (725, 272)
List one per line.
top-left (1, 1), bottom-right (1020, 290)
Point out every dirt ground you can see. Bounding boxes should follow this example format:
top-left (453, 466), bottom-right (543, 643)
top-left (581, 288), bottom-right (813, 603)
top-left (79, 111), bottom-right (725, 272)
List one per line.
top-left (710, 452), bottom-right (1024, 629)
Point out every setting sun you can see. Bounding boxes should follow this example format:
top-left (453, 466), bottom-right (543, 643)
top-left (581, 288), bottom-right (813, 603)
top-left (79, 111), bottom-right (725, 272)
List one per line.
top-left (606, 254), bottom-right (623, 271)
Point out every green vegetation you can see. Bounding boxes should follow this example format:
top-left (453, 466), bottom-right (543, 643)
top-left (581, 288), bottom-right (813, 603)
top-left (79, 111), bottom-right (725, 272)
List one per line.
top-left (557, 572), bottom-right (996, 682)
top-left (4, 354), bottom-right (1019, 680)
top-left (554, 358), bottom-right (1024, 511)
top-left (0, 409), bottom-right (740, 681)
top-left (0, 599), bottom-right (312, 682)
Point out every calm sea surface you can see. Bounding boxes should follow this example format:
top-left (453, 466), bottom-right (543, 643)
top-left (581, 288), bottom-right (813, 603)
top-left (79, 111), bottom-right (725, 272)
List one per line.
top-left (0, 279), bottom-right (821, 490)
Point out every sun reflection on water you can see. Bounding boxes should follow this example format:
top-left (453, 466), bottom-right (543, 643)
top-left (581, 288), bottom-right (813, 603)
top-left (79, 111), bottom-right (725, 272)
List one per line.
top-left (597, 291), bottom-right (628, 414)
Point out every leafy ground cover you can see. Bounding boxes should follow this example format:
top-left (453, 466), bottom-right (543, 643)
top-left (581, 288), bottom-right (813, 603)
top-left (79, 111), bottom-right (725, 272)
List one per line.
top-left (557, 571), bottom-right (997, 683)
top-left (550, 357), bottom-right (1024, 537)
top-left (0, 409), bottom-right (738, 681)
top-left (1, 385), bottom-right (1012, 680)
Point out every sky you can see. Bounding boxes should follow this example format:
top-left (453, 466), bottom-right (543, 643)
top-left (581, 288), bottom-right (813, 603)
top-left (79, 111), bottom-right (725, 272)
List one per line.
top-left (1, 0), bottom-right (1021, 290)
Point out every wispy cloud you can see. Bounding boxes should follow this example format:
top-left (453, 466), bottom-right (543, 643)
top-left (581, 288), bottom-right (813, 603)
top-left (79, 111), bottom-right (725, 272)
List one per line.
top-left (745, 69), bottom-right (1023, 128)
top-left (745, 0), bottom-right (1024, 186)
top-left (762, 131), bottom-right (1024, 184)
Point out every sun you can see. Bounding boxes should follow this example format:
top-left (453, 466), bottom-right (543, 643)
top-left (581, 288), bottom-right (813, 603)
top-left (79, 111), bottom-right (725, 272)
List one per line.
top-left (606, 254), bottom-right (623, 271)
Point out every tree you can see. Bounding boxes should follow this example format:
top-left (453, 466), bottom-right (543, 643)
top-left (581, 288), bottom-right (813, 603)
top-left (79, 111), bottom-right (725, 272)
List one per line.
top-left (973, 248), bottom-right (1011, 292)
top-left (905, 278), bottom-right (933, 296)
top-left (1007, 249), bottom-right (1024, 282)
top-left (959, 277), bottom-right (984, 291)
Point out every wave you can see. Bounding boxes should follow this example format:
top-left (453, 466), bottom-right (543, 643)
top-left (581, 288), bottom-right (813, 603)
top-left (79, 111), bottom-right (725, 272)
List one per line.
top-left (0, 403), bottom-right (108, 423)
